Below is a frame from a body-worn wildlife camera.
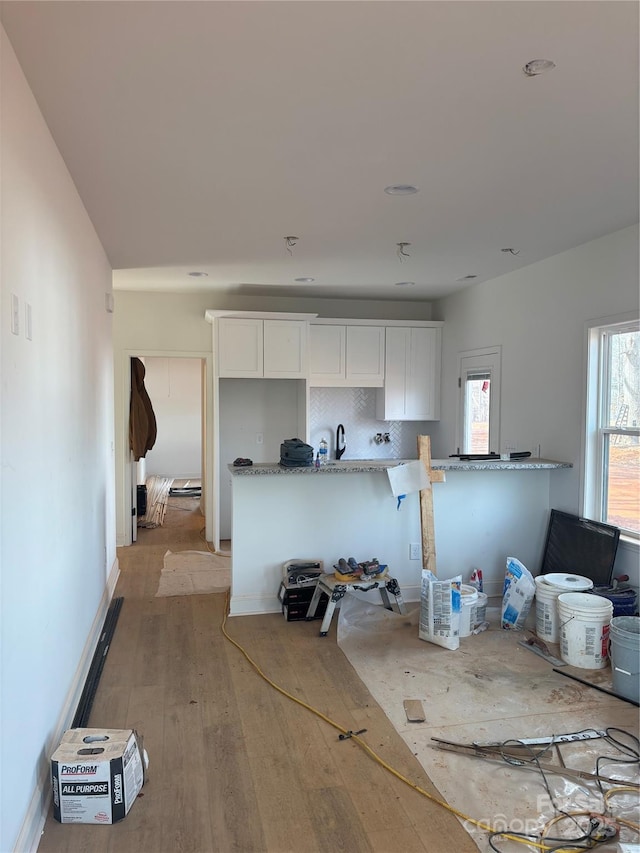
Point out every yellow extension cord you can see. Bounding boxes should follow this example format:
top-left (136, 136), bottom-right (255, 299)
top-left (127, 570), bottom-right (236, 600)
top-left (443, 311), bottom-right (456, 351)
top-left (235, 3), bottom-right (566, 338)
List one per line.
top-left (221, 593), bottom-right (639, 853)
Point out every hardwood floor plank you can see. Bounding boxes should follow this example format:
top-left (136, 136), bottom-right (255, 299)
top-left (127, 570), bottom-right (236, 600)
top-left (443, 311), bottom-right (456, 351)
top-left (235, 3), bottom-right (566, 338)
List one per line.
top-left (202, 722), bottom-right (267, 853)
top-left (242, 750), bottom-right (322, 853)
top-left (306, 786), bottom-right (374, 853)
top-left (367, 826), bottom-right (430, 852)
top-left (154, 702), bottom-right (216, 852)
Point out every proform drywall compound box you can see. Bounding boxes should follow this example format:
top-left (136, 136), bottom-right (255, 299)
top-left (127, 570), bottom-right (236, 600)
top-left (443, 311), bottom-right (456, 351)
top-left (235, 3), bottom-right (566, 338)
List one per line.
top-left (51, 728), bottom-right (145, 824)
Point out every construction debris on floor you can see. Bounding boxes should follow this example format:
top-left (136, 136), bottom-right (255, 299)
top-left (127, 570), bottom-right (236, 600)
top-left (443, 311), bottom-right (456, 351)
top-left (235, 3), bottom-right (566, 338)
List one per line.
top-left (137, 475), bottom-right (174, 528)
top-left (337, 595), bottom-right (639, 853)
top-left (169, 485), bottom-right (201, 498)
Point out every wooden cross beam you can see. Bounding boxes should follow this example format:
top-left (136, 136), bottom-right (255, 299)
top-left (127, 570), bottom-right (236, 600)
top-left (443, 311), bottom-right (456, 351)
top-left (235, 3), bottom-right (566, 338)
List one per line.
top-left (417, 435), bottom-right (445, 575)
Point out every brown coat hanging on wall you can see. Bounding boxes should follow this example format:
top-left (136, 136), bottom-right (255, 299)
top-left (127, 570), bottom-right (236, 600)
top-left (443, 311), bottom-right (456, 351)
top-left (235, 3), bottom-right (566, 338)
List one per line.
top-left (129, 357), bottom-right (157, 461)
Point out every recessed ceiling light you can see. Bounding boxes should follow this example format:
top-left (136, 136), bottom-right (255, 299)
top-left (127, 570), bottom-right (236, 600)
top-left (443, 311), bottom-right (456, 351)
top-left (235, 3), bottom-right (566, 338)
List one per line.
top-left (395, 281), bottom-right (415, 287)
top-left (294, 277), bottom-right (315, 283)
top-left (384, 185), bottom-right (419, 195)
top-left (523, 59), bottom-right (556, 77)
top-left (188, 271), bottom-right (208, 277)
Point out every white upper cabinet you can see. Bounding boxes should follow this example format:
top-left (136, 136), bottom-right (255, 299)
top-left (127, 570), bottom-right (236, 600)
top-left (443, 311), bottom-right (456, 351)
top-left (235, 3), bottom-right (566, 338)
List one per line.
top-left (263, 320), bottom-right (308, 377)
top-left (217, 317), bottom-right (263, 376)
top-left (376, 326), bottom-right (442, 420)
top-left (309, 324), bottom-right (385, 386)
top-left (216, 317), bottom-right (308, 379)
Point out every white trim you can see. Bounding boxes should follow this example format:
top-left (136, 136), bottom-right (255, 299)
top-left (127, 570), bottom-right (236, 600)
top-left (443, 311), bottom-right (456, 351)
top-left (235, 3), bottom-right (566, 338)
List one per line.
top-left (12, 559), bottom-right (120, 853)
top-left (582, 312), bottom-right (639, 538)
top-left (618, 535), bottom-right (640, 558)
top-left (229, 584), bottom-right (425, 617)
top-left (119, 350), bottom-right (213, 547)
top-left (310, 317), bottom-right (443, 327)
top-left (205, 309), bottom-right (317, 322)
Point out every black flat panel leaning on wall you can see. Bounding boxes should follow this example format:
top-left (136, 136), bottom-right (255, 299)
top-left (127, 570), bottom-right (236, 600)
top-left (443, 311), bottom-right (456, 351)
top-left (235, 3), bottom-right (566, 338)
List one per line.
top-left (540, 509), bottom-right (620, 586)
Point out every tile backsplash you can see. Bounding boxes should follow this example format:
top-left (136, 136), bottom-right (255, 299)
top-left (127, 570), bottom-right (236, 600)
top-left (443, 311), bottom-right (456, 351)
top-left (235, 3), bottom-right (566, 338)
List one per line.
top-left (309, 387), bottom-right (432, 461)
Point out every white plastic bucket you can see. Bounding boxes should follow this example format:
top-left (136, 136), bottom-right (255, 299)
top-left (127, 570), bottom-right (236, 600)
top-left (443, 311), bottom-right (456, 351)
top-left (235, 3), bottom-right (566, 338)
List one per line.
top-left (609, 616), bottom-right (640, 703)
top-left (459, 584), bottom-right (479, 637)
top-left (557, 592), bottom-right (613, 669)
top-left (535, 574), bottom-right (593, 643)
top-left (475, 592), bottom-right (488, 626)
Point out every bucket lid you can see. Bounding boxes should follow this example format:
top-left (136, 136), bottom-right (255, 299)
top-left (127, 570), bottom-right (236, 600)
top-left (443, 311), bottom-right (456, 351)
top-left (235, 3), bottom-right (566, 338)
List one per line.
top-left (460, 584), bottom-right (479, 599)
top-left (539, 573), bottom-right (593, 591)
top-left (557, 591), bottom-right (613, 611)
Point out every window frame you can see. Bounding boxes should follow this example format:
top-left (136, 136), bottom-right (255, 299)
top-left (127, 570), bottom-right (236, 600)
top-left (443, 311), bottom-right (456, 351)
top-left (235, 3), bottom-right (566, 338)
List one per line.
top-left (583, 313), bottom-right (639, 541)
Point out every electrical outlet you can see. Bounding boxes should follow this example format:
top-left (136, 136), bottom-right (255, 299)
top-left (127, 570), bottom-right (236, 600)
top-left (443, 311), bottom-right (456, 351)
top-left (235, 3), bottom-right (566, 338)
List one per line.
top-left (409, 543), bottom-right (421, 560)
top-left (256, 433), bottom-right (264, 445)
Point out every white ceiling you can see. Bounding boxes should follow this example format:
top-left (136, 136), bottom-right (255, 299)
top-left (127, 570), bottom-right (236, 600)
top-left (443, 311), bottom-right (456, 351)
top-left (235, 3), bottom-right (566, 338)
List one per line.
top-left (1, 1), bottom-right (638, 302)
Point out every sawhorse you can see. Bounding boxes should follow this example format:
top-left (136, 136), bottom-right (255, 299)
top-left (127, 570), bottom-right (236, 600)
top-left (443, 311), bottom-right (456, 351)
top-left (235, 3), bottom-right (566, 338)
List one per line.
top-left (305, 573), bottom-right (406, 636)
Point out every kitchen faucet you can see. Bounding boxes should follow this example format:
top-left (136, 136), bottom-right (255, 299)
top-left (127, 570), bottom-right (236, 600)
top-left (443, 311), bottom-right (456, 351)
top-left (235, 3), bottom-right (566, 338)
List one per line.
top-left (336, 424), bottom-right (346, 460)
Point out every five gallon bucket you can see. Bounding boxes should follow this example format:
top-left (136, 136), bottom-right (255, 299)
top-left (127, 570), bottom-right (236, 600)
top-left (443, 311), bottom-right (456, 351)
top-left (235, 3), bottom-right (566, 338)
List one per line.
top-left (557, 592), bottom-right (613, 669)
top-left (609, 616), bottom-right (640, 703)
top-left (535, 574), bottom-right (593, 644)
top-left (459, 584), bottom-right (479, 637)
top-left (591, 586), bottom-right (638, 617)
top-left (475, 592), bottom-right (488, 626)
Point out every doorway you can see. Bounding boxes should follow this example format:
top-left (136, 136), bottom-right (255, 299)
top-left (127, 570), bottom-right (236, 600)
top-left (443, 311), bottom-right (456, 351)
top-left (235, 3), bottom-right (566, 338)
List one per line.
top-left (122, 353), bottom-right (212, 547)
top-left (456, 346), bottom-right (502, 455)
top-left (138, 357), bottom-right (203, 533)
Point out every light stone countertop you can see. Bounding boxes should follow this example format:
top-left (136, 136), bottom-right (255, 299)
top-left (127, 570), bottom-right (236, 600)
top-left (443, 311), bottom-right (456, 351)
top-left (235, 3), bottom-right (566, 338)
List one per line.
top-left (228, 458), bottom-right (572, 475)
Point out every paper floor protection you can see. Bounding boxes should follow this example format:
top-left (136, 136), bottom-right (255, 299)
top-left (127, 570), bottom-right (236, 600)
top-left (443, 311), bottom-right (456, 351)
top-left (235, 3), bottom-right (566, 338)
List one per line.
top-left (155, 550), bottom-right (230, 597)
top-left (336, 594), bottom-right (639, 853)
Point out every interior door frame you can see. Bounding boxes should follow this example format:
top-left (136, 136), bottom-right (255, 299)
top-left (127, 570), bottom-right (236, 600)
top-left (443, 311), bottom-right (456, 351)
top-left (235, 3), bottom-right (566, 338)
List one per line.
top-left (119, 349), bottom-right (214, 547)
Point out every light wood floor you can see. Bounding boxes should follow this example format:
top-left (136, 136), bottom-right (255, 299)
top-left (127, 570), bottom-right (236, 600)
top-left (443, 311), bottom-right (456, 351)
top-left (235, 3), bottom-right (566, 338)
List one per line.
top-left (37, 498), bottom-right (477, 853)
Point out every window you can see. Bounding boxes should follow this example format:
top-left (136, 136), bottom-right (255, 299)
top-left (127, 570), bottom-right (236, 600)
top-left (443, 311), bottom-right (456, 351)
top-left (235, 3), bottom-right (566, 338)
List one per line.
top-left (584, 317), bottom-right (640, 539)
top-left (457, 347), bottom-right (501, 455)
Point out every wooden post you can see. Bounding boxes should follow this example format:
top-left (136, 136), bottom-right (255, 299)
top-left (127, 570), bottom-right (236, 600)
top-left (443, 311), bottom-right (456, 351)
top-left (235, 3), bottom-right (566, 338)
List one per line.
top-left (417, 435), bottom-right (445, 575)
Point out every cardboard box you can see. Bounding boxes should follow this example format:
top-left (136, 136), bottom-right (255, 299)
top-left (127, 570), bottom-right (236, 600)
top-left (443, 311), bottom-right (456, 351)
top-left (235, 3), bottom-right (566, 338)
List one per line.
top-left (51, 728), bottom-right (145, 824)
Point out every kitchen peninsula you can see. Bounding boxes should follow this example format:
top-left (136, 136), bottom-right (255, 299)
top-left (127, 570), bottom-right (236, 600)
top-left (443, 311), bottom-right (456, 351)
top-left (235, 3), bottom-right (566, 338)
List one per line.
top-left (227, 457), bottom-right (571, 616)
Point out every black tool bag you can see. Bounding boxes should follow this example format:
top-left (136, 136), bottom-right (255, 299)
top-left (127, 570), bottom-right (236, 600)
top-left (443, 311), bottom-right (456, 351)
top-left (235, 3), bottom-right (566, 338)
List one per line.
top-left (280, 438), bottom-right (314, 468)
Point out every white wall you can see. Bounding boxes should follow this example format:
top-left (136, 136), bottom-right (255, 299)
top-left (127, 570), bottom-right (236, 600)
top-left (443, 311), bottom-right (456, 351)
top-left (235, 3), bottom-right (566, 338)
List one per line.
top-left (219, 379), bottom-right (305, 539)
top-left (143, 357), bottom-right (202, 479)
top-left (230, 467), bottom-right (555, 613)
top-left (431, 225), bottom-right (640, 587)
top-left (0, 27), bottom-right (116, 853)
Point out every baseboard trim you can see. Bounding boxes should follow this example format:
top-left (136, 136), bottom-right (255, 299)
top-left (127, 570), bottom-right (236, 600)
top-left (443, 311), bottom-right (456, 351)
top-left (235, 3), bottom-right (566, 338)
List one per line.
top-left (13, 558), bottom-right (120, 853)
top-left (229, 593), bottom-right (281, 616)
top-left (229, 581), bottom-right (424, 618)
top-left (229, 582), bottom-right (499, 618)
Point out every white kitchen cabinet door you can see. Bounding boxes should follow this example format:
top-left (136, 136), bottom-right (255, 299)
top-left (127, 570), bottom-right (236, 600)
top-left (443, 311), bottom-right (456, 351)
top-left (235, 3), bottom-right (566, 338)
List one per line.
top-left (217, 317), bottom-right (263, 377)
top-left (377, 327), bottom-right (441, 420)
top-left (345, 326), bottom-right (385, 386)
top-left (217, 318), bottom-right (307, 378)
top-left (263, 319), bottom-right (308, 378)
top-left (309, 325), bottom-right (346, 384)
top-left (309, 324), bottom-right (384, 386)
